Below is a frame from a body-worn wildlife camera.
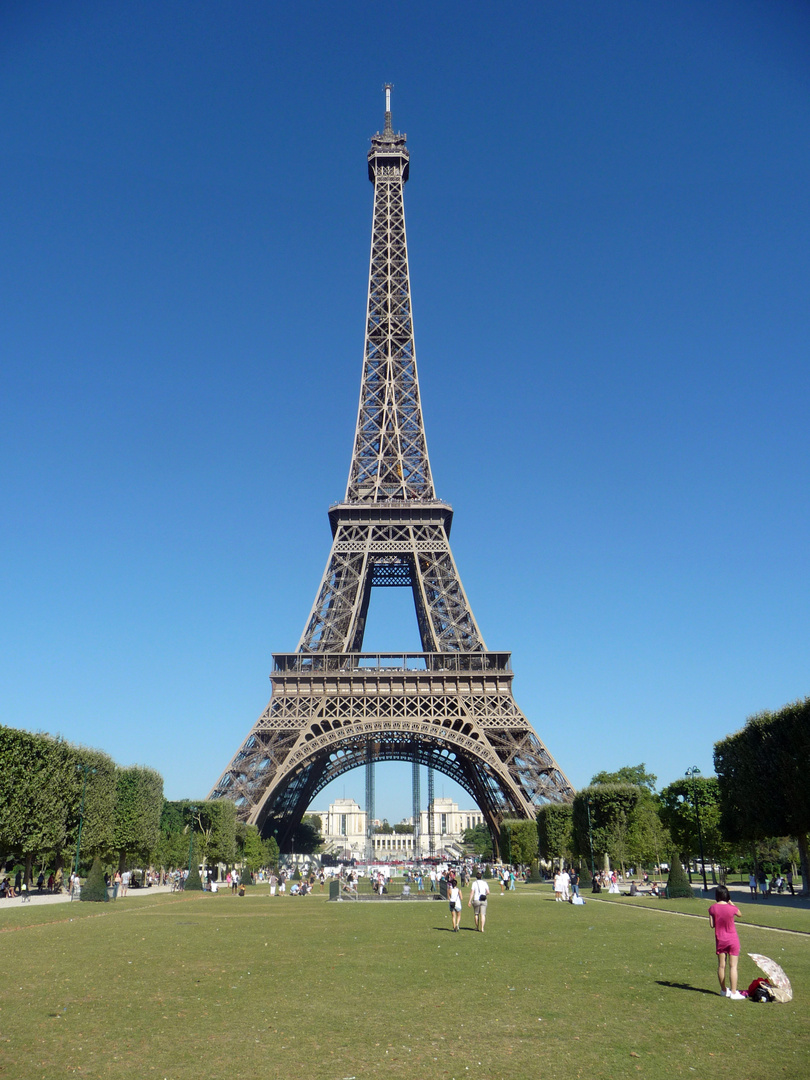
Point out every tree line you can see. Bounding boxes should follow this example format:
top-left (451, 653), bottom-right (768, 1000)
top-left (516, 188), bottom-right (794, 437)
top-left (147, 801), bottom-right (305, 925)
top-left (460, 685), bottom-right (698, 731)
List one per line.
top-left (0, 726), bottom-right (283, 884)
top-left (495, 697), bottom-right (809, 894)
top-left (0, 725), bottom-right (164, 885)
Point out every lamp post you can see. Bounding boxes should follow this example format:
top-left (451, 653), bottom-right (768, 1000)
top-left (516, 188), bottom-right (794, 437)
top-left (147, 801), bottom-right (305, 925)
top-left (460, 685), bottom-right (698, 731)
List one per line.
top-left (187, 805), bottom-right (198, 881)
top-left (73, 764), bottom-right (96, 884)
top-left (585, 796), bottom-right (596, 885)
top-left (686, 767), bottom-right (708, 893)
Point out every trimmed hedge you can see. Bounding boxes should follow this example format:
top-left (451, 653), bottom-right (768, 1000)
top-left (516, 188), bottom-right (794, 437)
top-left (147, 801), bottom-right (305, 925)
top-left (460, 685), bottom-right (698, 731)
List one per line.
top-left (80, 856), bottom-right (109, 902)
top-left (666, 857), bottom-right (694, 898)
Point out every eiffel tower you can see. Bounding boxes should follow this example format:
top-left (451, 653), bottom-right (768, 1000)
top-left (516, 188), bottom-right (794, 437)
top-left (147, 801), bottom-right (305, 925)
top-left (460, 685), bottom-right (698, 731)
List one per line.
top-left (209, 88), bottom-right (574, 854)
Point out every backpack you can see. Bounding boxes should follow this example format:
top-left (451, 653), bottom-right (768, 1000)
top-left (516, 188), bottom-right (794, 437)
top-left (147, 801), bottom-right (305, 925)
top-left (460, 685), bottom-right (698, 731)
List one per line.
top-left (747, 978), bottom-right (774, 1002)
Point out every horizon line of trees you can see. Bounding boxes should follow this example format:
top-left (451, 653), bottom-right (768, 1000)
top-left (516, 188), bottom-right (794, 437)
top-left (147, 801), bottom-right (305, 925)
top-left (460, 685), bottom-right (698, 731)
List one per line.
top-left (0, 726), bottom-right (288, 883)
top-left (6, 695), bottom-right (806, 889)
top-left (533, 696), bottom-right (809, 893)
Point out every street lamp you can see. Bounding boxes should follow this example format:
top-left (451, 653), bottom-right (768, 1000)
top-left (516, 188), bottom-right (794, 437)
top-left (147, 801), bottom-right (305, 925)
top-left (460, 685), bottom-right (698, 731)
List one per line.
top-left (187, 805), bottom-right (198, 880)
top-left (73, 764), bottom-right (97, 885)
top-left (585, 796), bottom-right (596, 886)
top-left (685, 767), bottom-right (708, 893)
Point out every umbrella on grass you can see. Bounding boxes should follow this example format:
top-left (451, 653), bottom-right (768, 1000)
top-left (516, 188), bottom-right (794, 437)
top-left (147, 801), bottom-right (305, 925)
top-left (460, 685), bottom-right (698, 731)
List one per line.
top-left (748, 953), bottom-right (793, 1002)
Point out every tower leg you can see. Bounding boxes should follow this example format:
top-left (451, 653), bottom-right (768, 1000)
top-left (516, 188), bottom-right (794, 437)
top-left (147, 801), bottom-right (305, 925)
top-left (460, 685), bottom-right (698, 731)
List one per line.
top-left (365, 746), bottom-right (375, 862)
top-left (427, 767), bottom-right (435, 858)
top-left (412, 756), bottom-right (421, 859)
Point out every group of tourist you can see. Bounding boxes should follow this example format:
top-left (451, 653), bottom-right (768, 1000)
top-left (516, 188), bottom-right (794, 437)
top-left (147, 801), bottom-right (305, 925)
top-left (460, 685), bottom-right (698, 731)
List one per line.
top-left (1, 868), bottom-right (66, 897)
top-left (748, 869), bottom-right (795, 897)
top-left (552, 867), bottom-right (582, 901)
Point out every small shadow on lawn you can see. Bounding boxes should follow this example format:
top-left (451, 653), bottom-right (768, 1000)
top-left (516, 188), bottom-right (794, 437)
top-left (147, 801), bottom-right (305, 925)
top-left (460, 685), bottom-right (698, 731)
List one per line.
top-left (656, 980), bottom-right (717, 996)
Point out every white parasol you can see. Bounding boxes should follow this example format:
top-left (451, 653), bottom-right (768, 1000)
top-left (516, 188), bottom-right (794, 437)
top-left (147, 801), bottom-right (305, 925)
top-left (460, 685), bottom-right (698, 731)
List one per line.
top-left (748, 953), bottom-right (793, 1002)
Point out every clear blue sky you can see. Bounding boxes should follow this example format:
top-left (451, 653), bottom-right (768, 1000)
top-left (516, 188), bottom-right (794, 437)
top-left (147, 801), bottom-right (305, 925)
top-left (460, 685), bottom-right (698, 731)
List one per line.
top-left (2, 1), bottom-right (808, 821)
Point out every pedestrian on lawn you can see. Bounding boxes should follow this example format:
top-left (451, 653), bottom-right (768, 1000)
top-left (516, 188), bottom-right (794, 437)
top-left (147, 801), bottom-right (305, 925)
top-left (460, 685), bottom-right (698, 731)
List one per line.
top-left (708, 885), bottom-right (745, 999)
top-left (468, 871), bottom-right (490, 932)
top-left (448, 881), bottom-right (462, 931)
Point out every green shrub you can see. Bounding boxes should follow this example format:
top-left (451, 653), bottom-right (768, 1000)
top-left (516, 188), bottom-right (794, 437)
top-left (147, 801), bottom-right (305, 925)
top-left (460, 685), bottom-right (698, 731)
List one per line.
top-left (185, 845), bottom-right (204, 892)
top-left (80, 856), bottom-right (109, 902)
top-left (578, 863), bottom-right (593, 889)
top-left (528, 860), bottom-right (542, 883)
top-left (666, 857), bottom-right (694, 899)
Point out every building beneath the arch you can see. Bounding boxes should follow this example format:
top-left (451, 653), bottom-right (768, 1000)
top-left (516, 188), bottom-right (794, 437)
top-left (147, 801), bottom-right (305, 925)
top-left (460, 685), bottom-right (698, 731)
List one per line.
top-left (312, 797), bottom-right (485, 861)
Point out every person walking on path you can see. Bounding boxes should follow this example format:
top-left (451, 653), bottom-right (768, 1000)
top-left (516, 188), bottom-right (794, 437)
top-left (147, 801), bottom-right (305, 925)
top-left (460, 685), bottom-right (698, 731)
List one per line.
top-left (468, 871), bottom-right (490, 932)
top-left (708, 885), bottom-right (745, 999)
top-left (448, 880), bottom-right (463, 931)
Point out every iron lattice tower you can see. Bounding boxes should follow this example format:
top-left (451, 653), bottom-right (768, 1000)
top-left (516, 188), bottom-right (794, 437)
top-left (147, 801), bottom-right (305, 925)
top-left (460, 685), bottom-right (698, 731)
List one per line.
top-left (209, 88), bottom-right (574, 854)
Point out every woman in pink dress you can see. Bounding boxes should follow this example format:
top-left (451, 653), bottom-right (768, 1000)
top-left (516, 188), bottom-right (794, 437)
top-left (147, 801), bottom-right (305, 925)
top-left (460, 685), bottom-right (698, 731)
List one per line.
top-left (708, 885), bottom-right (745, 999)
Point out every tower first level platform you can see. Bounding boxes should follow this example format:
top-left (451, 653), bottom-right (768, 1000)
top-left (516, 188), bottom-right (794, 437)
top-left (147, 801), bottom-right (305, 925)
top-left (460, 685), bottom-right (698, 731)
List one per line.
top-left (211, 649), bottom-right (573, 846)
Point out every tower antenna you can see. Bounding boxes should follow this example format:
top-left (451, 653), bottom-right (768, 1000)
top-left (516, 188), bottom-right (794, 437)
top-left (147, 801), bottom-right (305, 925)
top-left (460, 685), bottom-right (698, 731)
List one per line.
top-left (384, 82), bottom-right (393, 133)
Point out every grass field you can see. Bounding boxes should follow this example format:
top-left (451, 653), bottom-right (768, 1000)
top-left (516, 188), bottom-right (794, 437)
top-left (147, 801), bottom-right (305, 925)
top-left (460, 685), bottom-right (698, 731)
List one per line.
top-left (1, 884), bottom-right (807, 1080)
top-left (592, 892), bottom-right (810, 934)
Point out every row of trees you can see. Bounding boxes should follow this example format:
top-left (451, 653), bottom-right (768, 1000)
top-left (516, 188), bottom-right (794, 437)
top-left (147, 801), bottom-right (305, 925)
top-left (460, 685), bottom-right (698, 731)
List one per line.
top-left (156, 799), bottom-right (280, 875)
top-left (715, 696), bottom-right (809, 890)
top-left (0, 725), bottom-right (164, 884)
top-left (530, 697), bottom-right (809, 893)
top-left (0, 726), bottom-right (288, 883)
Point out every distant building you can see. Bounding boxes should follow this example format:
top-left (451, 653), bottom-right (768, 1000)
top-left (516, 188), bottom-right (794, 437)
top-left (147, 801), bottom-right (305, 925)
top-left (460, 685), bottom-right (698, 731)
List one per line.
top-left (311, 797), bottom-right (485, 860)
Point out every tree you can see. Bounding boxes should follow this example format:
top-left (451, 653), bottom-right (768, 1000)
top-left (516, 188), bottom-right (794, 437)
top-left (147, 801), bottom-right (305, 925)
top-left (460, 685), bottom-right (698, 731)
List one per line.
top-left (71, 747), bottom-right (118, 862)
top-left (659, 776), bottom-right (733, 883)
top-left (665, 856), bottom-right (693, 898)
top-left (572, 785), bottom-right (641, 875)
top-left (536, 804), bottom-right (573, 867)
top-left (778, 839), bottom-right (800, 878)
top-left (715, 697), bottom-right (810, 894)
top-left (462, 823), bottom-right (493, 859)
top-left (185, 837), bottom-right (203, 891)
top-left (0, 727), bottom-right (117, 880)
top-left (262, 835), bottom-right (280, 869)
top-left (588, 766), bottom-right (669, 874)
top-left (591, 764), bottom-right (657, 792)
top-left (291, 815), bottom-right (322, 854)
top-left (500, 819), bottom-right (539, 865)
top-left (154, 799), bottom-right (193, 869)
top-left (113, 766), bottom-right (163, 871)
top-left (195, 800), bottom-right (237, 867)
top-left (240, 825), bottom-right (265, 874)
top-left (393, 823), bottom-right (414, 834)
top-left (80, 856), bottom-right (109, 902)
top-left (625, 794), bottom-right (671, 872)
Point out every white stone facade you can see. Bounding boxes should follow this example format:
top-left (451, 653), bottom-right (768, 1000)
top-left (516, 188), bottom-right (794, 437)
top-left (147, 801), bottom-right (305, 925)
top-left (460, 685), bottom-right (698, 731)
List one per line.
top-left (310, 797), bottom-right (485, 860)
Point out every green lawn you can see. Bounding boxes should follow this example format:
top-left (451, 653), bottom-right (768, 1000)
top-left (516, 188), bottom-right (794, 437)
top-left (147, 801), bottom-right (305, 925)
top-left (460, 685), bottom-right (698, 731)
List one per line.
top-left (591, 891), bottom-right (810, 934)
top-left (1, 886), bottom-right (808, 1080)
